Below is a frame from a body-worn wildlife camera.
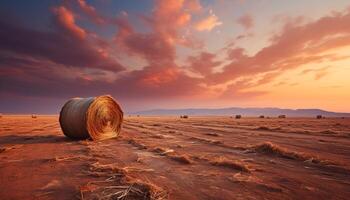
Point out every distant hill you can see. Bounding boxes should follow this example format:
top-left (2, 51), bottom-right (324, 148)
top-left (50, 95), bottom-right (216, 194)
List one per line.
top-left (131, 107), bottom-right (350, 117)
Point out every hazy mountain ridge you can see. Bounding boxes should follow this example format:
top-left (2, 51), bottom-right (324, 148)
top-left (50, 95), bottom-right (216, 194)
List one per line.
top-left (132, 107), bottom-right (350, 117)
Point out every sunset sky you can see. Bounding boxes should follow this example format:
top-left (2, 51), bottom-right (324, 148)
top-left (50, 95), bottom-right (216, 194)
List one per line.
top-left (1, 0), bottom-right (350, 113)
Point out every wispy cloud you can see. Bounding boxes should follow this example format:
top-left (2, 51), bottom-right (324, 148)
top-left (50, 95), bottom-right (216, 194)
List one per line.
top-left (195, 12), bottom-right (222, 31)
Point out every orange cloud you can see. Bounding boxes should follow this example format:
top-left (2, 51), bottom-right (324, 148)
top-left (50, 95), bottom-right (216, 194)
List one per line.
top-left (141, 68), bottom-right (179, 87)
top-left (301, 66), bottom-right (330, 80)
top-left (185, 0), bottom-right (202, 12)
top-left (52, 6), bottom-right (86, 39)
top-left (195, 14), bottom-right (222, 31)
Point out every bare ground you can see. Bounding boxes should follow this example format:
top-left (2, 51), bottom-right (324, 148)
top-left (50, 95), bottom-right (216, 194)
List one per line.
top-left (1, 115), bottom-right (350, 199)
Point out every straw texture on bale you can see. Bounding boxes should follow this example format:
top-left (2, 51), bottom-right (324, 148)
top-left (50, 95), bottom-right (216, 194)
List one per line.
top-left (59, 95), bottom-right (123, 140)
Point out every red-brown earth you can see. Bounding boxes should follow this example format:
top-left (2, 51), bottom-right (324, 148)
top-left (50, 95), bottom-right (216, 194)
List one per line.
top-left (1, 115), bottom-right (350, 199)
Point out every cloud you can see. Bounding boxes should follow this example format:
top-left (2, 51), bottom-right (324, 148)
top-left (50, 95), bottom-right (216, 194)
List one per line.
top-left (0, 9), bottom-right (124, 72)
top-left (221, 79), bottom-right (267, 99)
top-left (76, 0), bottom-right (106, 25)
top-left (187, 52), bottom-right (222, 76)
top-left (2, 1), bottom-right (350, 112)
top-left (0, 58), bottom-right (202, 101)
top-left (195, 14), bottom-right (222, 31)
top-left (185, 0), bottom-right (202, 12)
top-left (115, 0), bottom-right (201, 66)
top-left (0, 6), bottom-right (124, 72)
top-left (208, 8), bottom-right (350, 85)
top-left (0, 0), bottom-right (206, 102)
top-left (52, 6), bottom-right (86, 39)
top-left (301, 66), bottom-right (330, 80)
top-left (237, 14), bottom-right (254, 30)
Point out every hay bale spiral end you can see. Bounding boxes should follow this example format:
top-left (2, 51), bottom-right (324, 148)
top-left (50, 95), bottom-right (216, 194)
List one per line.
top-left (59, 95), bottom-right (123, 140)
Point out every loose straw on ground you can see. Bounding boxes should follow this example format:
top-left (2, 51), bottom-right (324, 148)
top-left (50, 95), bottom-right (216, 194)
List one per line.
top-left (59, 95), bottom-right (123, 140)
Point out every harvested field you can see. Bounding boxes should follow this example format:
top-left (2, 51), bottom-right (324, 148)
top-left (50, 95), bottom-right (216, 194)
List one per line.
top-left (1, 115), bottom-right (350, 199)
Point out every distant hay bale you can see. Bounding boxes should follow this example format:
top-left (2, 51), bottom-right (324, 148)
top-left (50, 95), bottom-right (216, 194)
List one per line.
top-left (278, 115), bottom-right (286, 118)
top-left (316, 115), bottom-right (323, 119)
top-left (180, 115), bottom-right (188, 119)
top-left (259, 115), bottom-right (265, 118)
top-left (31, 114), bottom-right (37, 119)
top-left (235, 115), bottom-right (242, 119)
top-left (59, 95), bottom-right (123, 140)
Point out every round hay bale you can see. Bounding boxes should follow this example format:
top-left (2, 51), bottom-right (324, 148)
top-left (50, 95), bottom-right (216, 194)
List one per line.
top-left (278, 115), bottom-right (286, 118)
top-left (59, 95), bottom-right (123, 140)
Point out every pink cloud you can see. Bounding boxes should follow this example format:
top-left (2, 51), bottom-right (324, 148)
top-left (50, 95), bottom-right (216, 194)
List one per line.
top-left (115, 0), bottom-right (200, 66)
top-left (76, 0), bottom-right (106, 25)
top-left (187, 52), bottom-right (222, 76)
top-left (2, 1), bottom-right (350, 109)
top-left (0, 13), bottom-right (124, 72)
top-left (52, 6), bottom-right (86, 39)
top-left (208, 8), bottom-right (350, 85)
top-left (237, 14), bottom-right (254, 30)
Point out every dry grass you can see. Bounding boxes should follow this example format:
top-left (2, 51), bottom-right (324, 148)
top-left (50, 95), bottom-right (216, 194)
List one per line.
top-left (190, 136), bottom-right (223, 145)
top-left (230, 173), bottom-right (283, 192)
top-left (152, 147), bottom-right (174, 155)
top-left (254, 126), bottom-right (281, 131)
top-left (151, 134), bottom-right (165, 139)
top-left (255, 126), bottom-right (270, 131)
top-left (152, 147), bottom-right (192, 164)
top-left (252, 142), bottom-right (308, 161)
top-left (83, 162), bottom-right (168, 200)
top-left (251, 142), bottom-right (339, 166)
top-left (122, 167), bottom-right (155, 173)
top-left (167, 154), bottom-right (192, 164)
top-left (49, 155), bottom-right (85, 162)
top-left (320, 130), bottom-right (337, 135)
top-left (128, 139), bottom-right (147, 150)
top-left (0, 145), bottom-right (22, 153)
top-left (210, 157), bottom-right (250, 173)
top-left (204, 132), bottom-right (221, 137)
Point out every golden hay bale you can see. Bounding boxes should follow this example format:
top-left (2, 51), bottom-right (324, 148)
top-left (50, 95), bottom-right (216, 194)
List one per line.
top-left (278, 115), bottom-right (286, 118)
top-left (235, 115), bottom-right (242, 119)
top-left (59, 95), bottom-right (123, 140)
top-left (31, 114), bottom-right (37, 118)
